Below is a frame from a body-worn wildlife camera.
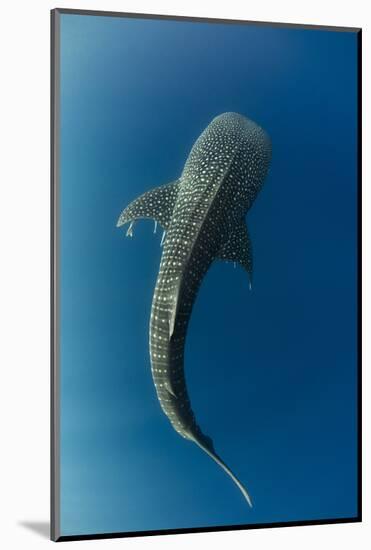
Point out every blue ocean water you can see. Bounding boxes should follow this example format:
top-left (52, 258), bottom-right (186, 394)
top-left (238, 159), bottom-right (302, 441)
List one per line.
top-left (59, 13), bottom-right (358, 536)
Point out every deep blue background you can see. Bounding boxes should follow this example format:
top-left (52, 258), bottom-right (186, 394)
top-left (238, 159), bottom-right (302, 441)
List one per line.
top-left (59, 14), bottom-right (358, 536)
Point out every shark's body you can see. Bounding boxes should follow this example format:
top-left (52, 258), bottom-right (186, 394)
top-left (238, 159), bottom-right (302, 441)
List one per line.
top-left (117, 112), bottom-right (271, 508)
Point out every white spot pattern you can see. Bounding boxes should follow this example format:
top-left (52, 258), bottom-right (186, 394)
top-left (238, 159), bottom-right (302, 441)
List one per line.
top-left (117, 112), bottom-right (271, 507)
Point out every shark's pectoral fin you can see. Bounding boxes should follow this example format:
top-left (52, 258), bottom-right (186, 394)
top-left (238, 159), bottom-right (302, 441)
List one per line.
top-left (217, 218), bottom-right (253, 288)
top-left (117, 179), bottom-right (179, 231)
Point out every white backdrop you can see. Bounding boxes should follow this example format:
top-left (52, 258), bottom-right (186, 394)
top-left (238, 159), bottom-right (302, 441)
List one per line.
top-left (0, 1), bottom-right (368, 548)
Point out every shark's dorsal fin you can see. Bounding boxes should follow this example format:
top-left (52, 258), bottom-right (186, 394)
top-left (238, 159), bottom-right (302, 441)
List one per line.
top-left (217, 218), bottom-right (253, 288)
top-left (164, 380), bottom-right (177, 398)
top-left (169, 276), bottom-right (182, 339)
top-left (117, 180), bottom-right (179, 231)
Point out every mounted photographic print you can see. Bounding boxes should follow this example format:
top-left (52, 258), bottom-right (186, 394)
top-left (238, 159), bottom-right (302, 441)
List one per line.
top-left (51, 8), bottom-right (362, 542)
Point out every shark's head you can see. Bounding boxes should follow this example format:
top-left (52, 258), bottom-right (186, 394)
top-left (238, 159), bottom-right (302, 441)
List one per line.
top-left (182, 112), bottom-right (271, 216)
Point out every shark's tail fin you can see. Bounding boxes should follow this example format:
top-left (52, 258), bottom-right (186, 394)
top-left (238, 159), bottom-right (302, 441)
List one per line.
top-left (191, 437), bottom-right (253, 508)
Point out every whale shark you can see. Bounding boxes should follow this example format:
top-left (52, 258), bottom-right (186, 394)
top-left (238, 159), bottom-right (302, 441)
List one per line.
top-left (117, 112), bottom-right (271, 508)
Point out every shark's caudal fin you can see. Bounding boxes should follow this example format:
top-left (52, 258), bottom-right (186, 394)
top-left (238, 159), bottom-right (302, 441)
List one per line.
top-left (192, 437), bottom-right (253, 508)
top-left (217, 218), bottom-right (253, 289)
top-left (117, 179), bottom-right (180, 231)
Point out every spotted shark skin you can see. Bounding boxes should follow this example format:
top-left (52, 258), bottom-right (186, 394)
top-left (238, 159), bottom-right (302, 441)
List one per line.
top-left (117, 112), bottom-right (271, 508)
